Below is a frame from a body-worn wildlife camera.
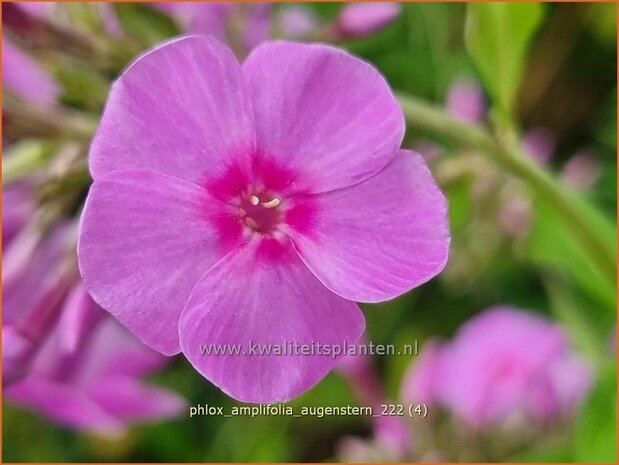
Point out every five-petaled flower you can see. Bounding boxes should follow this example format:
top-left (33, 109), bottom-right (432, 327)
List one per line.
top-left (78, 36), bottom-right (450, 403)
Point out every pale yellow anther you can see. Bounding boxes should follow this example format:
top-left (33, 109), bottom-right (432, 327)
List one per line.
top-left (261, 198), bottom-right (281, 209)
top-left (238, 208), bottom-right (247, 217)
top-left (249, 195), bottom-right (260, 206)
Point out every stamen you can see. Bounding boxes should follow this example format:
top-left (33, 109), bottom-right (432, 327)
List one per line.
top-left (261, 198), bottom-right (281, 209)
top-left (249, 195), bottom-right (260, 206)
top-left (238, 208), bottom-right (246, 217)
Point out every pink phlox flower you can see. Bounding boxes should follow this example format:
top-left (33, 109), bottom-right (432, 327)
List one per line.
top-left (402, 306), bottom-right (592, 427)
top-left (6, 284), bottom-right (186, 437)
top-left (78, 36), bottom-right (449, 403)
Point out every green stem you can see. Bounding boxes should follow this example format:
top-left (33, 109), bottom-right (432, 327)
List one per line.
top-left (398, 93), bottom-right (617, 290)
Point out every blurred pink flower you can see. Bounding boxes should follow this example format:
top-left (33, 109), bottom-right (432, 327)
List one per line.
top-left (1, 183), bottom-right (34, 248)
top-left (499, 195), bottom-right (532, 238)
top-left (78, 36), bottom-right (450, 403)
top-left (521, 128), bottom-right (556, 165)
top-left (445, 79), bottom-right (486, 124)
top-left (338, 436), bottom-right (383, 462)
top-left (6, 286), bottom-right (186, 437)
top-left (243, 3), bottom-right (272, 49)
top-left (338, 350), bottom-right (385, 408)
top-left (2, 216), bottom-right (186, 429)
top-left (3, 326), bottom-right (35, 387)
top-left (279, 5), bottom-right (318, 39)
top-left (375, 414), bottom-right (411, 457)
top-left (400, 339), bottom-right (445, 406)
top-left (336, 2), bottom-right (401, 38)
top-left (2, 222), bottom-right (76, 385)
top-left (409, 78), bottom-right (486, 162)
top-left (11, 2), bottom-right (122, 38)
top-left (2, 38), bottom-right (60, 105)
top-left (152, 2), bottom-right (229, 37)
top-left (338, 349), bottom-right (412, 460)
top-left (13, 1), bottom-right (54, 18)
top-left (338, 415), bottom-right (411, 462)
top-left (3, 223), bottom-right (72, 328)
top-left (561, 150), bottom-right (601, 190)
top-left (402, 306), bottom-right (592, 427)
top-left (97, 3), bottom-right (124, 38)
top-left (152, 2), bottom-right (271, 49)
top-left (410, 141), bottom-right (443, 164)
top-left (56, 284), bottom-right (106, 354)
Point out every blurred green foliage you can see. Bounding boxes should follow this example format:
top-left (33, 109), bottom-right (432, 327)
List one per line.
top-left (465, 2), bottom-right (543, 124)
top-left (573, 360), bottom-right (617, 463)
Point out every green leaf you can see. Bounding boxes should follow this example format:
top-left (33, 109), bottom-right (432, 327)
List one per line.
top-left (509, 443), bottom-right (573, 462)
top-left (527, 197), bottom-right (617, 315)
top-left (445, 174), bottom-right (474, 231)
top-left (465, 2), bottom-right (544, 118)
top-left (589, 3), bottom-right (617, 46)
top-left (2, 139), bottom-right (56, 183)
top-left (53, 57), bottom-right (109, 112)
top-left (114, 3), bottom-right (179, 48)
top-left (543, 273), bottom-right (612, 362)
top-left (574, 360), bottom-right (617, 462)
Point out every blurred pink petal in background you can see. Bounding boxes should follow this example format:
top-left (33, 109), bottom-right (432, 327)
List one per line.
top-left (401, 339), bottom-right (446, 406)
top-left (561, 150), bottom-right (601, 190)
top-left (2, 38), bottom-right (60, 105)
top-left (445, 78), bottom-right (486, 125)
top-left (336, 2), bottom-right (401, 38)
top-left (6, 289), bottom-right (186, 437)
top-left (338, 347), bottom-right (412, 461)
top-left (499, 195), bottom-right (533, 237)
top-left (1, 183), bottom-right (34, 248)
top-left (279, 5), bottom-right (318, 39)
top-left (521, 128), bottom-right (556, 165)
top-left (151, 2), bottom-right (271, 50)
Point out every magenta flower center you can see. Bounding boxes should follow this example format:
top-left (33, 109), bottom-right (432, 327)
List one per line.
top-left (238, 191), bottom-right (282, 234)
top-left (203, 159), bottom-right (316, 250)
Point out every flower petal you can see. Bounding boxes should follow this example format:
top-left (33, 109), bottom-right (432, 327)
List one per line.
top-left (151, 3), bottom-right (231, 39)
top-left (2, 38), bottom-right (60, 106)
top-left (2, 221), bottom-right (72, 326)
top-left (2, 183), bottom-right (35, 248)
top-left (76, 318), bottom-right (169, 382)
top-left (179, 239), bottom-right (365, 403)
top-left (438, 307), bottom-right (568, 425)
top-left (78, 170), bottom-right (231, 355)
top-left (337, 3), bottom-right (402, 38)
top-left (7, 375), bottom-right (126, 437)
top-left (2, 326), bottom-right (34, 386)
top-left (88, 376), bottom-right (187, 422)
top-left (288, 151), bottom-right (449, 303)
top-left (57, 283), bottom-right (104, 356)
top-left (242, 41), bottom-right (404, 193)
top-left (400, 339), bottom-right (446, 406)
top-left (90, 35), bottom-right (255, 182)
